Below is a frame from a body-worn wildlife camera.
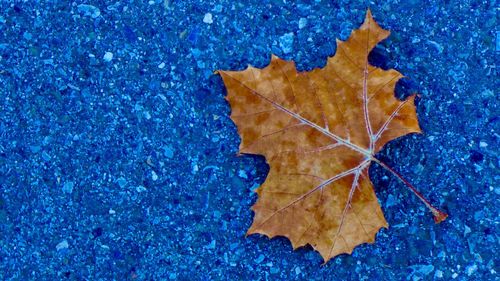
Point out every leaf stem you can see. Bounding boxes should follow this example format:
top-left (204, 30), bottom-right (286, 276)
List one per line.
top-left (372, 158), bottom-right (448, 223)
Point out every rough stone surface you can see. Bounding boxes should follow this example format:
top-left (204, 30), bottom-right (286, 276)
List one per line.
top-left (0, 1), bottom-right (497, 280)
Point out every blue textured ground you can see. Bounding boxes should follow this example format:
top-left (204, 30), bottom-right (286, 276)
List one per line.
top-left (0, 1), bottom-right (498, 280)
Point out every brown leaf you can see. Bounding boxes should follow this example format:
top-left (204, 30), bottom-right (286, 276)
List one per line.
top-left (218, 10), bottom-right (447, 263)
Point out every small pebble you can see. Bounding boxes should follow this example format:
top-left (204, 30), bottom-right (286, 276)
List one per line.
top-left (191, 48), bottom-right (202, 58)
top-left (295, 266), bottom-right (301, 275)
top-left (437, 251), bottom-right (446, 258)
top-left (238, 170), bottom-right (247, 179)
top-left (386, 194), bottom-right (396, 207)
top-left (229, 242), bottom-right (238, 251)
top-left (482, 89), bottom-right (494, 98)
top-left (192, 164), bottom-right (199, 174)
top-left (163, 146), bottom-right (174, 158)
top-left (494, 187), bottom-right (500, 195)
top-left (77, 4), bottom-right (101, 18)
top-left (56, 240), bottom-right (69, 251)
top-left (466, 264), bottom-right (477, 276)
top-left (117, 177), bottom-right (127, 188)
top-left (464, 225), bottom-right (471, 236)
top-left (279, 32), bottom-right (294, 54)
top-left (410, 264), bottom-right (434, 276)
top-left (152, 171), bottom-right (159, 181)
top-left (203, 13), bottom-right (213, 24)
top-left (103, 52), bottom-right (113, 62)
top-left (62, 181), bottom-right (74, 194)
top-left (206, 240), bottom-right (216, 250)
top-left (23, 32), bottom-right (32, 41)
top-left (42, 151), bottom-right (51, 161)
top-left (158, 62), bottom-right (166, 69)
top-left (474, 210), bottom-right (484, 221)
top-left (30, 145), bottom-right (41, 153)
top-left (298, 18), bottom-right (307, 29)
top-left (213, 5), bottom-right (222, 13)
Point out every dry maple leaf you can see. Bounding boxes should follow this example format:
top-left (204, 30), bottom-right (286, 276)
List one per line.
top-left (217, 10), bottom-right (447, 263)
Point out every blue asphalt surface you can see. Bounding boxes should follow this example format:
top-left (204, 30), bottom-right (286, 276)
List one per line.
top-left (0, 1), bottom-right (498, 280)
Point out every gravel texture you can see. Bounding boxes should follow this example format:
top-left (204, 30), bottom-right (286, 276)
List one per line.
top-left (0, 1), bottom-right (498, 280)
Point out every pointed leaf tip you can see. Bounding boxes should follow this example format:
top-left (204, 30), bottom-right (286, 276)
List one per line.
top-left (358, 9), bottom-right (390, 48)
top-left (366, 8), bottom-right (373, 20)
